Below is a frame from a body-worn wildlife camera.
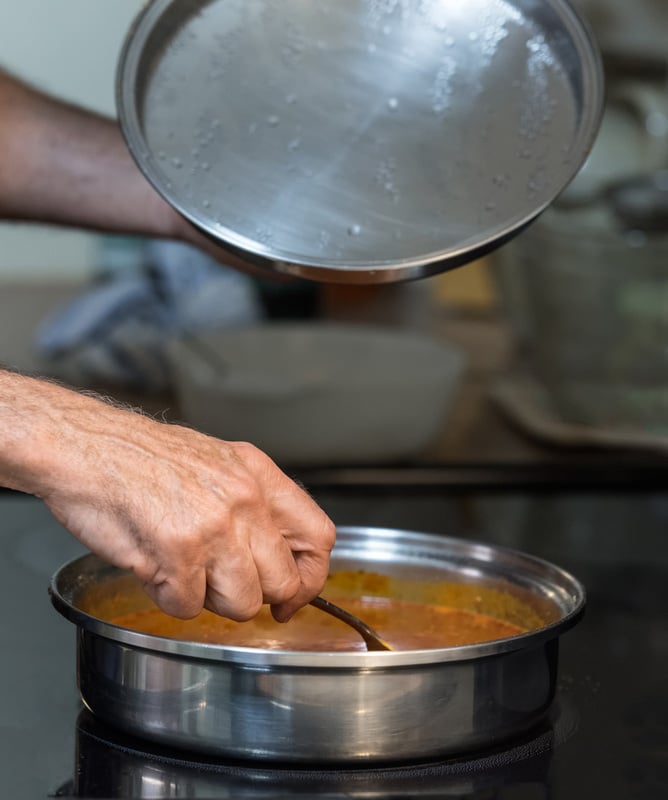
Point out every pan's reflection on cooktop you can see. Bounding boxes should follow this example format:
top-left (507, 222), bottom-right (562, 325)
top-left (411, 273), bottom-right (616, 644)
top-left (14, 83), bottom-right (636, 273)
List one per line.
top-left (53, 694), bottom-right (579, 799)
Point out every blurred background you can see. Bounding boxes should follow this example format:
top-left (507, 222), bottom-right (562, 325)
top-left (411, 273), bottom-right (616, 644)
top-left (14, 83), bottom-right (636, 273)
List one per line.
top-left (2, 0), bottom-right (668, 473)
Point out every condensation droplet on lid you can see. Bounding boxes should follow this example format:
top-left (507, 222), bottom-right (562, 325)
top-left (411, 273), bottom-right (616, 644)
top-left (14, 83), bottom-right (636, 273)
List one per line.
top-left (368, 43), bottom-right (377, 54)
top-left (382, 24), bottom-right (391, 35)
top-left (201, 162), bottom-right (211, 171)
top-left (286, 93), bottom-right (297, 104)
top-left (348, 224), bottom-right (362, 236)
top-left (172, 157), bottom-right (183, 168)
top-left (267, 115), bottom-right (280, 126)
top-left (202, 200), bottom-right (211, 209)
top-left (248, 122), bottom-right (258, 135)
top-left (387, 97), bottom-right (399, 111)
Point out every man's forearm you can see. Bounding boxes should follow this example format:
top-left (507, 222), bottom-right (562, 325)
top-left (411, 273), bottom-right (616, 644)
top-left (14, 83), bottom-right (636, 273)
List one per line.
top-left (0, 69), bottom-right (179, 238)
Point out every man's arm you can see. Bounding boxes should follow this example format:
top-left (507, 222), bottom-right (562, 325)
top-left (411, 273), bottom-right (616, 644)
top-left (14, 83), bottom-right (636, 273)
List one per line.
top-left (0, 71), bottom-right (330, 620)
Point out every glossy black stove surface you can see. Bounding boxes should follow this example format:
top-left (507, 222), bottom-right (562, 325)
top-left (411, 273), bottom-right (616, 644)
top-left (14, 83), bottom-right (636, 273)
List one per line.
top-left (1, 484), bottom-right (667, 799)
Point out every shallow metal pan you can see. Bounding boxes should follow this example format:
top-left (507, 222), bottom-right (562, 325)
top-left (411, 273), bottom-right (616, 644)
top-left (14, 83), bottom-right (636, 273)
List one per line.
top-left (116, 0), bottom-right (604, 284)
top-left (50, 526), bottom-right (585, 764)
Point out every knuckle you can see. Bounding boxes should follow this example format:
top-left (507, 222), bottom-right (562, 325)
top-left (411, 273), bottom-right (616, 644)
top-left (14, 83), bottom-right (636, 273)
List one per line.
top-left (320, 518), bottom-right (337, 551)
top-left (269, 571), bottom-right (301, 604)
top-left (222, 593), bottom-right (263, 623)
top-left (146, 579), bottom-right (204, 620)
top-left (205, 574), bottom-right (264, 622)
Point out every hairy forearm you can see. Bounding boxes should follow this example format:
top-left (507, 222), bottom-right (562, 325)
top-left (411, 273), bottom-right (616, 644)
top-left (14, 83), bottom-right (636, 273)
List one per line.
top-left (0, 368), bottom-right (122, 497)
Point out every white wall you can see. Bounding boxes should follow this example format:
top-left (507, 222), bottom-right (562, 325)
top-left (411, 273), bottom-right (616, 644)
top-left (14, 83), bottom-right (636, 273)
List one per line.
top-left (0, 1), bottom-right (142, 280)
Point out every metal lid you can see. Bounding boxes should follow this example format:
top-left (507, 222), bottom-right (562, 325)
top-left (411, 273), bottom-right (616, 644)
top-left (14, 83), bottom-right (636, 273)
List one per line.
top-left (117, 0), bottom-right (604, 284)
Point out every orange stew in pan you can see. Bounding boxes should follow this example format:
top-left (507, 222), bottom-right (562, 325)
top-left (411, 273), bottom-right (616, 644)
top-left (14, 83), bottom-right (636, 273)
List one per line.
top-left (110, 571), bottom-right (532, 652)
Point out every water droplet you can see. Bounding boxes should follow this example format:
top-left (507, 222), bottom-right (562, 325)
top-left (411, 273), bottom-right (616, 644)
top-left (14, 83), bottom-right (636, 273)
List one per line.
top-left (202, 200), bottom-right (211, 209)
top-left (286, 93), bottom-right (297, 104)
top-left (368, 43), bottom-right (377, 54)
top-left (484, 201), bottom-right (496, 212)
top-left (288, 138), bottom-right (301, 152)
top-left (267, 115), bottom-right (280, 126)
top-left (158, 151), bottom-right (166, 161)
top-left (382, 24), bottom-right (392, 35)
top-left (387, 97), bottom-right (399, 111)
top-left (445, 36), bottom-right (455, 47)
top-left (348, 224), bottom-right (362, 236)
top-left (248, 122), bottom-right (258, 135)
top-left (469, 32), bottom-right (479, 42)
top-left (201, 162), bottom-right (211, 171)
top-left (172, 157), bottom-right (183, 168)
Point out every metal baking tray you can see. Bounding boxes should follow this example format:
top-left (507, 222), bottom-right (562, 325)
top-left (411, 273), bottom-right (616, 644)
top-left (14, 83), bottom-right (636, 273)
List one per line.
top-left (117, 0), bottom-right (604, 283)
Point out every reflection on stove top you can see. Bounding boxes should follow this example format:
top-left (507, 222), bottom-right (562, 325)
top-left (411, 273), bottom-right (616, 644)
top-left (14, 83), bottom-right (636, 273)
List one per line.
top-left (53, 696), bottom-right (579, 799)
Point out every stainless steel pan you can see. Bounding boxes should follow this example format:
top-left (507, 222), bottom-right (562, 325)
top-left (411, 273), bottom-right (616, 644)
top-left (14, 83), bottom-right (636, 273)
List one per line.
top-left (50, 526), bottom-right (585, 763)
top-left (116, 0), bottom-right (604, 284)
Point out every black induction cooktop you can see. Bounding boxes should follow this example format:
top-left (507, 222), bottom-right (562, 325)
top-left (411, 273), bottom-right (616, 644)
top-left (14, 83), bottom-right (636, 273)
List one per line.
top-left (1, 478), bottom-right (667, 799)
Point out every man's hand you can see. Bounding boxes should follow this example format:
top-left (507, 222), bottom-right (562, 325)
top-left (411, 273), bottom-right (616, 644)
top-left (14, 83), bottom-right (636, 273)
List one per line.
top-left (0, 371), bottom-right (335, 621)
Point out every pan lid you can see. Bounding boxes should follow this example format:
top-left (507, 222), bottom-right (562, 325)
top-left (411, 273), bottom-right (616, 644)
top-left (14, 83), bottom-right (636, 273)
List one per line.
top-left (117, 0), bottom-right (604, 284)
